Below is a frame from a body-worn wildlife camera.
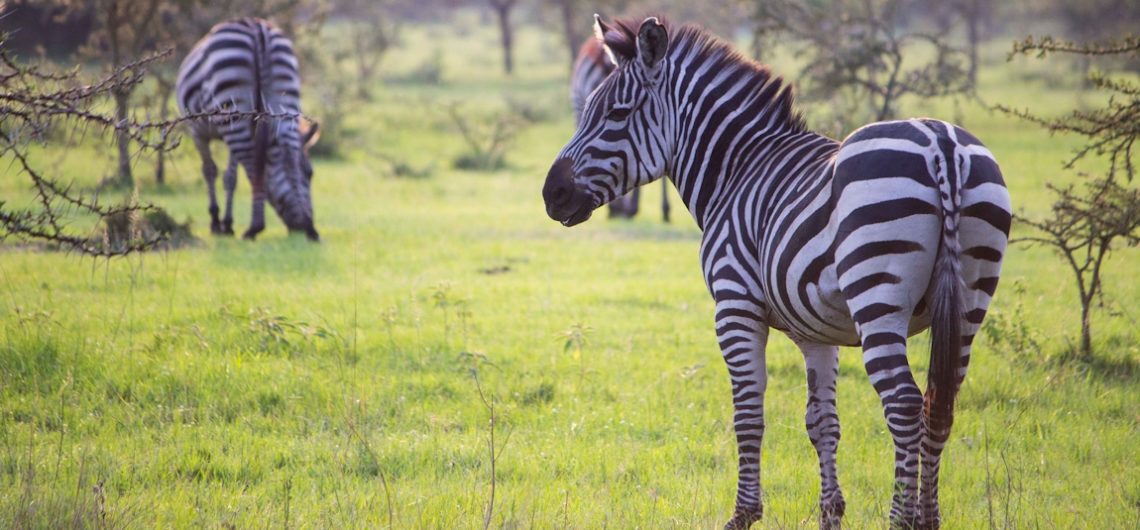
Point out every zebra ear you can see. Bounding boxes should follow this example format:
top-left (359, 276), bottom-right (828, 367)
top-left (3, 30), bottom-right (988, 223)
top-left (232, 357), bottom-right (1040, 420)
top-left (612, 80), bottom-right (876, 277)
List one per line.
top-left (301, 120), bottom-right (320, 149)
top-left (594, 14), bottom-right (631, 65)
top-left (636, 17), bottom-right (668, 70)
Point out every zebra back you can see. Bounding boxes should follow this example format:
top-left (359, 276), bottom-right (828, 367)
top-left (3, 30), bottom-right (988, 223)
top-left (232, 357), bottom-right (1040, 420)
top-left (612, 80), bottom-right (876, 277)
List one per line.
top-left (176, 17), bottom-right (317, 239)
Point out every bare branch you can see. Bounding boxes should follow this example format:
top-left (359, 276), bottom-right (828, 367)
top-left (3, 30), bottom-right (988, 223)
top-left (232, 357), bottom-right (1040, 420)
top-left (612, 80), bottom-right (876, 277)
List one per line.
top-left (0, 35), bottom-right (298, 256)
top-left (1009, 35), bottom-right (1140, 59)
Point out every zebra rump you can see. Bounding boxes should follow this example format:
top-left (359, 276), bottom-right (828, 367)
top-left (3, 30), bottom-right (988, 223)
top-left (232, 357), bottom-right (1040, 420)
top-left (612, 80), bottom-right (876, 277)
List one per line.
top-left (177, 17), bottom-right (319, 241)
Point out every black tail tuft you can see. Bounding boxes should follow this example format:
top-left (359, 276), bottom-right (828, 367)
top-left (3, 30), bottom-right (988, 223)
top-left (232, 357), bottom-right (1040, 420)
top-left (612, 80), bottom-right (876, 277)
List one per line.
top-left (928, 253), bottom-right (962, 419)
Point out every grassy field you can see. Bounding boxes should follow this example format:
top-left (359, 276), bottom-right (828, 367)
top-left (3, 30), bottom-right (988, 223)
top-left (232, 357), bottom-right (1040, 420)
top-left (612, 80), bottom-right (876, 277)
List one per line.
top-left (2, 15), bottom-right (1138, 529)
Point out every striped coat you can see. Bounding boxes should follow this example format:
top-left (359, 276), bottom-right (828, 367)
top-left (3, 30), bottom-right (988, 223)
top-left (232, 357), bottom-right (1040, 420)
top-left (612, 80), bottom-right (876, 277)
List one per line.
top-left (570, 36), bottom-right (671, 222)
top-left (544, 16), bottom-right (1010, 530)
top-left (177, 17), bottom-right (319, 241)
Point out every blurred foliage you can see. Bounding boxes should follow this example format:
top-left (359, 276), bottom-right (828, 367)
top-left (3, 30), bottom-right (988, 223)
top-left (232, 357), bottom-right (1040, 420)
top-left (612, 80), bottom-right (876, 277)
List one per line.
top-left (98, 206), bottom-right (198, 253)
top-left (0, 36), bottom-right (175, 256)
top-left (997, 35), bottom-right (1140, 358)
top-left (749, 0), bottom-right (974, 135)
top-left (446, 102), bottom-right (526, 171)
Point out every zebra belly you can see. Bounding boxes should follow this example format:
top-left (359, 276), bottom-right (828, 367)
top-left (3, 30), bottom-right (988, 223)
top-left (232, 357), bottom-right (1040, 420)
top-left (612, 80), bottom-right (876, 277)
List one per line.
top-left (759, 229), bottom-right (862, 346)
top-left (759, 202), bottom-right (941, 347)
top-left (765, 263), bottom-right (862, 346)
top-left (764, 254), bottom-right (936, 347)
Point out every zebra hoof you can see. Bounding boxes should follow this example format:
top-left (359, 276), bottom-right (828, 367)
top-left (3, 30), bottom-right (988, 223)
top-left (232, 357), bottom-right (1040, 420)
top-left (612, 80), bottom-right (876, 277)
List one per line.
top-left (917, 512), bottom-right (941, 530)
top-left (723, 507), bottom-right (762, 530)
top-left (890, 515), bottom-right (922, 530)
top-left (820, 495), bottom-right (845, 530)
top-left (210, 221), bottom-right (223, 235)
top-left (241, 229), bottom-right (260, 241)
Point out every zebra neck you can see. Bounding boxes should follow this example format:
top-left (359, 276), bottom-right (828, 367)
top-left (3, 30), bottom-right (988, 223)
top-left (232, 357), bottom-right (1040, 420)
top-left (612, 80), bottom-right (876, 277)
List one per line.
top-left (664, 90), bottom-right (826, 232)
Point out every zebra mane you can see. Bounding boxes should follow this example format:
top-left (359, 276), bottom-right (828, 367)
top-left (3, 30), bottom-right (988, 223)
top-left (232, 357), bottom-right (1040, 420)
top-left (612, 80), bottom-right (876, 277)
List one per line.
top-left (603, 17), bottom-right (807, 134)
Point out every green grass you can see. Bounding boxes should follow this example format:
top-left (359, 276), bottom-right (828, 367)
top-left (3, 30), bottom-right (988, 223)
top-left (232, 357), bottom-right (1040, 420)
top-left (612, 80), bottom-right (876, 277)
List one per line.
top-left (2, 15), bottom-right (1138, 529)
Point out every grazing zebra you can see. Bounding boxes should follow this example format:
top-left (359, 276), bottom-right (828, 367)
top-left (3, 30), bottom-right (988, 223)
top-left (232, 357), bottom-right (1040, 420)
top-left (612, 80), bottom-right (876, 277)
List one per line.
top-left (543, 16), bottom-right (1010, 530)
top-left (571, 35), bottom-right (671, 222)
top-left (177, 17), bottom-right (320, 241)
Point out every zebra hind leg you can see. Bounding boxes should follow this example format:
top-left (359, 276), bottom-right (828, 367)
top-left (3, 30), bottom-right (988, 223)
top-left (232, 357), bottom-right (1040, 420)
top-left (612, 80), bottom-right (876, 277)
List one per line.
top-left (241, 160), bottom-right (267, 241)
top-left (192, 136), bottom-right (223, 234)
top-left (220, 156), bottom-right (239, 236)
top-left (857, 322), bottom-right (923, 528)
top-left (797, 341), bottom-right (845, 529)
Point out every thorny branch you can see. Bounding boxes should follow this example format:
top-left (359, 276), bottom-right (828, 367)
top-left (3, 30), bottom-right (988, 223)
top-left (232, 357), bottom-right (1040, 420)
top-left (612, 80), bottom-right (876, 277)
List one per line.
top-left (1009, 35), bottom-right (1140, 59)
top-left (998, 34), bottom-right (1140, 356)
top-left (753, 0), bottom-right (973, 124)
top-left (997, 35), bottom-right (1139, 182)
top-left (0, 38), bottom-right (308, 256)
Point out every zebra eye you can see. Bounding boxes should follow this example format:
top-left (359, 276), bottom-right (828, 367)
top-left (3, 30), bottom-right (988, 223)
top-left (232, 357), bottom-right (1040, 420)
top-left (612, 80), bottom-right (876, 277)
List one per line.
top-left (607, 106), bottom-right (632, 121)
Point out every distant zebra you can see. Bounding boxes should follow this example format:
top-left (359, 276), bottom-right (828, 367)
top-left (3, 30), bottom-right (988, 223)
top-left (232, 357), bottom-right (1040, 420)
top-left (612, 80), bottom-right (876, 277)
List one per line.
top-left (177, 17), bottom-right (320, 241)
top-left (544, 17), bottom-right (1010, 530)
top-left (571, 36), bottom-right (670, 222)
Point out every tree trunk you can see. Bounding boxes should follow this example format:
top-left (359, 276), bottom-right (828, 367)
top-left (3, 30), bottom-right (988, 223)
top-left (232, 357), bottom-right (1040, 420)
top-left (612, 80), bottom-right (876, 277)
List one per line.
top-left (154, 79), bottom-right (174, 186)
top-left (154, 140), bottom-right (165, 185)
top-left (491, 1), bottom-right (515, 75)
top-left (114, 88), bottom-right (133, 187)
top-left (556, 0), bottom-right (580, 69)
top-left (1080, 296), bottom-right (1092, 358)
top-left (965, 2), bottom-right (979, 87)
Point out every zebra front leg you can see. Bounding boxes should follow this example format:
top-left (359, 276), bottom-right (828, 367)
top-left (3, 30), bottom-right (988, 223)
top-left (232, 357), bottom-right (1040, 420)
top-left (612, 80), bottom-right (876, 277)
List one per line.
top-left (797, 341), bottom-right (845, 529)
top-left (192, 136), bottom-right (223, 234)
top-left (661, 179), bottom-right (670, 223)
top-left (220, 156), bottom-right (238, 236)
top-left (860, 325), bottom-right (923, 528)
top-left (717, 307), bottom-right (769, 530)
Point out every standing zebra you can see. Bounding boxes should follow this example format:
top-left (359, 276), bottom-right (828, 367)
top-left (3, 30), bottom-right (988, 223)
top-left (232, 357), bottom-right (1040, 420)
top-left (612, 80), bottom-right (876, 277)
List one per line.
top-left (543, 16), bottom-right (1010, 530)
top-left (177, 17), bottom-right (320, 241)
top-left (571, 35), bottom-right (670, 222)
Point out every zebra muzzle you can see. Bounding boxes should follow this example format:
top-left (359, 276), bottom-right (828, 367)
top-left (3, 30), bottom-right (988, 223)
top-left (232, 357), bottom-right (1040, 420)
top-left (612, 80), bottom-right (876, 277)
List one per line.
top-left (543, 158), bottom-right (595, 226)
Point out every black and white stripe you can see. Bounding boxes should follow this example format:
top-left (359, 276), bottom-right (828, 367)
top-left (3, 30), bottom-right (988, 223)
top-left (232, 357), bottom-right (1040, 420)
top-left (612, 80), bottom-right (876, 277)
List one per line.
top-left (544, 16), bottom-right (1011, 530)
top-left (570, 35), bottom-right (670, 222)
top-left (177, 17), bottom-right (319, 241)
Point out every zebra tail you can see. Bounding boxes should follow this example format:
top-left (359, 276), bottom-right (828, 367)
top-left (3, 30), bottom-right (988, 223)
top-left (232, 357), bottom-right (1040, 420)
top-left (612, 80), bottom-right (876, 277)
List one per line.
top-left (927, 168), bottom-right (964, 422)
top-left (251, 21), bottom-right (272, 183)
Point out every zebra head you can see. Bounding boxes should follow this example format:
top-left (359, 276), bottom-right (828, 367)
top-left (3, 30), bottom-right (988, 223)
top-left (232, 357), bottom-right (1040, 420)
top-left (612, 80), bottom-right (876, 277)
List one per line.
top-left (265, 119), bottom-right (321, 241)
top-left (544, 15), bottom-right (673, 226)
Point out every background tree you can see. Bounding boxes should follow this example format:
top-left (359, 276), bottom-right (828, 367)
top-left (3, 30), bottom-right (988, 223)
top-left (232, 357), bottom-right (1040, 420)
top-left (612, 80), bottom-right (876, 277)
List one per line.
top-left (331, 0), bottom-right (400, 99)
top-left (750, 0), bottom-right (974, 135)
top-left (487, 0), bottom-right (518, 74)
top-left (1048, 0), bottom-right (1138, 76)
top-left (0, 1), bottom-right (94, 58)
top-left (0, 38), bottom-right (173, 255)
top-left (550, 0), bottom-right (586, 68)
top-left (995, 35), bottom-right (1140, 358)
top-left (71, 0), bottom-right (166, 188)
top-left (930, 0), bottom-right (994, 87)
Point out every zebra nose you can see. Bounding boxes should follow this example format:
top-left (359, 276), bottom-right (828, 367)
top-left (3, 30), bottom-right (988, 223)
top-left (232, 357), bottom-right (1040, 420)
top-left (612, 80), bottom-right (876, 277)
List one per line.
top-left (543, 158), bottom-right (575, 207)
